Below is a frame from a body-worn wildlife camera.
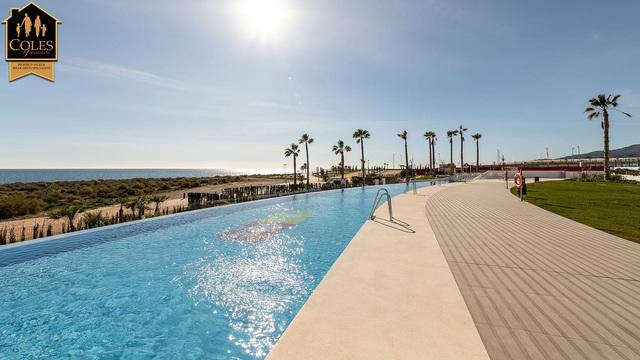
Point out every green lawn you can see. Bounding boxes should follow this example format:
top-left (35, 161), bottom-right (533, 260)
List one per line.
top-left (511, 180), bottom-right (640, 244)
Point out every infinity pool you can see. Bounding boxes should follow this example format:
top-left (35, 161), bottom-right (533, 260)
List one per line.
top-left (0, 183), bottom-right (432, 359)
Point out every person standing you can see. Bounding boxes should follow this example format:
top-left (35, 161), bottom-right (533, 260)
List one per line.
top-left (21, 13), bottom-right (32, 37)
top-left (34, 15), bottom-right (41, 37)
top-left (16, 22), bottom-right (21, 37)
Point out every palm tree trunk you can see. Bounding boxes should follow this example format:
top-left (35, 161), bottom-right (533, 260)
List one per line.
top-left (450, 140), bottom-right (453, 166)
top-left (432, 141), bottom-right (435, 174)
top-left (460, 138), bottom-right (464, 173)
top-left (604, 110), bottom-right (610, 181)
top-left (305, 143), bottom-right (310, 187)
top-left (361, 140), bottom-right (365, 187)
top-left (428, 139), bottom-right (432, 176)
top-left (476, 140), bottom-right (479, 169)
top-left (404, 140), bottom-right (409, 181)
top-left (340, 153), bottom-right (345, 179)
top-left (293, 157), bottom-right (297, 185)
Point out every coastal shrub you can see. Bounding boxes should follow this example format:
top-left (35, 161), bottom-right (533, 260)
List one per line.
top-left (79, 186), bottom-right (93, 196)
top-left (0, 195), bottom-right (45, 219)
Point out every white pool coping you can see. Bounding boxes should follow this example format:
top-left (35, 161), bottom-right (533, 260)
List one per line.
top-left (266, 182), bottom-right (489, 359)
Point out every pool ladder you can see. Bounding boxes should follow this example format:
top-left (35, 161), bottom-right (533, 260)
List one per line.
top-left (369, 188), bottom-right (393, 220)
top-left (404, 177), bottom-right (417, 194)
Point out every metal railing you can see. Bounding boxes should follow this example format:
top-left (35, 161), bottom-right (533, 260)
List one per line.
top-left (369, 188), bottom-right (392, 220)
top-left (403, 177), bottom-right (417, 194)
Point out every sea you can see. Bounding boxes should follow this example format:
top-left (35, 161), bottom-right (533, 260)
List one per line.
top-left (0, 169), bottom-right (284, 185)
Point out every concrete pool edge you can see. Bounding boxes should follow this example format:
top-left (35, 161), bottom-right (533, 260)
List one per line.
top-left (265, 182), bottom-right (489, 359)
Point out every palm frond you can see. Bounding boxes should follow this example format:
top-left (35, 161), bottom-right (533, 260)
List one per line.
top-left (584, 107), bottom-right (594, 113)
top-left (587, 112), bottom-right (600, 120)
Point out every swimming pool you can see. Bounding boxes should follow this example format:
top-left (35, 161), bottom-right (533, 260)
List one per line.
top-left (0, 183), bottom-right (434, 359)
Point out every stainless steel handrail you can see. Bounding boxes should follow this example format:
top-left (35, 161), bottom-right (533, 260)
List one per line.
top-left (369, 188), bottom-right (392, 220)
top-left (403, 177), bottom-right (417, 194)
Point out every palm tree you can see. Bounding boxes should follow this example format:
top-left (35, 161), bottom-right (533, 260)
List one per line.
top-left (431, 133), bottom-right (437, 173)
top-left (585, 94), bottom-right (632, 181)
top-left (458, 125), bottom-right (468, 173)
top-left (332, 140), bottom-right (351, 179)
top-left (116, 197), bottom-right (128, 220)
top-left (49, 204), bottom-right (85, 232)
top-left (447, 130), bottom-right (459, 166)
top-left (126, 198), bottom-right (139, 218)
top-left (135, 196), bottom-right (149, 219)
top-left (82, 211), bottom-right (106, 229)
top-left (149, 195), bottom-right (169, 214)
top-left (471, 133), bottom-right (482, 169)
top-left (423, 131), bottom-right (436, 175)
top-left (397, 131), bottom-right (410, 181)
top-left (298, 134), bottom-right (314, 188)
top-left (284, 143), bottom-right (301, 185)
top-left (353, 129), bottom-right (371, 187)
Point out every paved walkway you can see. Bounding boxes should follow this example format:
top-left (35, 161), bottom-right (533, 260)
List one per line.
top-left (266, 183), bottom-right (489, 359)
top-left (267, 180), bottom-right (640, 359)
top-left (426, 181), bottom-right (640, 359)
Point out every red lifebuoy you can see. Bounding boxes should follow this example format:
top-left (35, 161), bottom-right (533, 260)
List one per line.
top-left (514, 173), bottom-right (523, 189)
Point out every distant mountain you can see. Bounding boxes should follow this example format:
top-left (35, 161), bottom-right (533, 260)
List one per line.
top-left (560, 144), bottom-right (640, 159)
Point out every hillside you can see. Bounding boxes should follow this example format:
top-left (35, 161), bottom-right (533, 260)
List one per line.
top-left (560, 144), bottom-right (640, 159)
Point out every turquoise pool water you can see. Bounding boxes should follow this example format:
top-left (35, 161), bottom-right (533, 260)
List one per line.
top-left (0, 183), bottom-right (432, 359)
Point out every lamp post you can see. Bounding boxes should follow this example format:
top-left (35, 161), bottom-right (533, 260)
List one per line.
top-left (283, 163), bottom-right (287, 184)
top-left (393, 154), bottom-right (395, 169)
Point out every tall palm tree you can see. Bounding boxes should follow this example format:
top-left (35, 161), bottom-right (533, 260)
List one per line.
top-left (458, 125), bottom-right (468, 173)
top-left (585, 94), bottom-right (632, 181)
top-left (423, 131), bottom-right (436, 174)
top-left (447, 130), bottom-right (459, 166)
top-left (298, 134), bottom-right (314, 188)
top-left (284, 143), bottom-right (301, 185)
top-left (431, 133), bottom-right (437, 173)
top-left (332, 140), bottom-right (351, 179)
top-left (471, 133), bottom-right (482, 169)
top-left (397, 131), bottom-right (410, 181)
top-left (49, 204), bottom-right (85, 232)
top-left (353, 129), bottom-right (370, 187)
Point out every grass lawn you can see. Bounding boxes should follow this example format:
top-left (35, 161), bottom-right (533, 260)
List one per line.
top-left (511, 180), bottom-right (640, 244)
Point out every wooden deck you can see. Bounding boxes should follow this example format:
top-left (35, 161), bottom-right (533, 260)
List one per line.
top-left (425, 181), bottom-right (640, 359)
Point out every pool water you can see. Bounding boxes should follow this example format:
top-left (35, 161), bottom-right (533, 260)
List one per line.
top-left (0, 183), bottom-right (432, 359)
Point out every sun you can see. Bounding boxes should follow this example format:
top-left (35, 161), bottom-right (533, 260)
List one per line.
top-left (239, 0), bottom-right (289, 42)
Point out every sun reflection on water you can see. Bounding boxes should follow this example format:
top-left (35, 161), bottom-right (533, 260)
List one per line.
top-left (185, 233), bottom-right (309, 357)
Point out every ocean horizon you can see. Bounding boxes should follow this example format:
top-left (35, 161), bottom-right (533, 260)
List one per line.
top-left (0, 169), bottom-right (285, 185)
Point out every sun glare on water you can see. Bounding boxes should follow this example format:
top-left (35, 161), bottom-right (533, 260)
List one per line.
top-left (239, 0), bottom-right (290, 43)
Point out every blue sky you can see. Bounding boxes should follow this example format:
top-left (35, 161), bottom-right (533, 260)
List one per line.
top-left (1, 0), bottom-right (639, 170)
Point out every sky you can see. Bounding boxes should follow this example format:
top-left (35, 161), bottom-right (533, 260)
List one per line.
top-left (1, 0), bottom-right (639, 170)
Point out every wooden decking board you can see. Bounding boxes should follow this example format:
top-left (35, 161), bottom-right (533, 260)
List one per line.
top-left (425, 181), bottom-right (640, 359)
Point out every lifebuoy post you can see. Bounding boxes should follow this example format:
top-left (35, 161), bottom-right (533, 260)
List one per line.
top-left (514, 171), bottom-right (524, 201)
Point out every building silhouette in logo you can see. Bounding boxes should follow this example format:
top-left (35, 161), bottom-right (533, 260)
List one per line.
top-left (3, 2), bottom-right (61, 61)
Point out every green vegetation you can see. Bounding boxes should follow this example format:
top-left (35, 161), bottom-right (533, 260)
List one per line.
top-left (511, 180), bottom-right (640, 243)
top-left (0, 175), bottom-right (257, 219)
top-left (613, 168), bottom-right (640, 176)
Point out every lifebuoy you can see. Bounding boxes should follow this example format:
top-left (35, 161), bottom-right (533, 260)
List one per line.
top-left (514, 173), bottom-right (523, 189)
